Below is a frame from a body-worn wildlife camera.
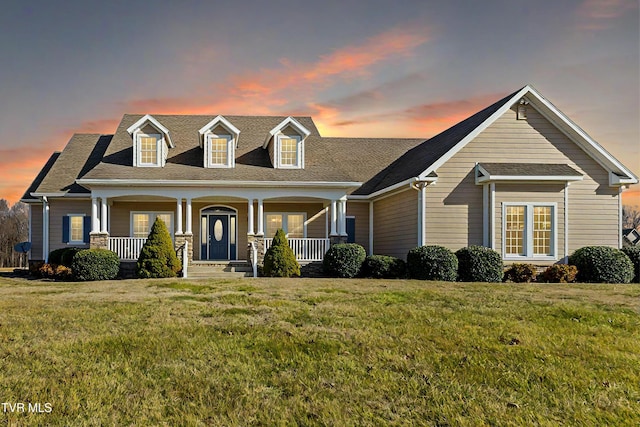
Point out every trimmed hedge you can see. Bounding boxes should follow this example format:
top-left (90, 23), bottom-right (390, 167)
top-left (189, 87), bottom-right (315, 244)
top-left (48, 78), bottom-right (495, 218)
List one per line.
top-left (361, 255), bottom-right (406, 279)
top-left (323, 243), bottom-right (366, 278)
top-left (61, 247), bottom-right (83, 267)
top-left (48, 248), bottom-right (67, 265)
top-left (72, 249), bottom-right (120, 281)
top-left (504, 263), bottom-right (537, 283)
top-left (406, 246), bottom-right (457, 281)
top-left (568, 246), bottom-right (633, 283)
top-left (263, 229), bottom-right (300, 277)
top-left (538, 264), bottom-right (577, 283)
top-left (137, 217), bottom-right (181, 279)
top-left (456, 246), bottom-right (503, 282)
top-left (621, 246), bottom-right (640, 283)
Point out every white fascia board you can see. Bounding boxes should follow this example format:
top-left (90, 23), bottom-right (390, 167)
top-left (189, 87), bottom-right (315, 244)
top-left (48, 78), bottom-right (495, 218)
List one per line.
top-left (609, 172), bottom-right (638, 186)
top-left (76, 178), bottom-right (361, 188)
top-left (417, 86), bottom-right (531, 180)
top-left (127, 114), bottom-right (174, 148)
top-left (349, 175), bottom-right (438, 200)
top-left (524, 87), bottom-right (638, 185)
top-left (263, 116), bottom-right (311, 148)
top-left (30, 192), bottom-right (67, 197)
top-left (476, 174), bottom-right (584, 184)
top-left (198, 115), bottom-right (241, 148)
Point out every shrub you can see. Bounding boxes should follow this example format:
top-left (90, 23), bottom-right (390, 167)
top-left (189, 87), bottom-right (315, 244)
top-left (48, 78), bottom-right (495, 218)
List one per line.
top-left (262, 229), bottom-right (300, 277)
top-left (621, 246), bottom-right (640, 283)
top-left (539, 264), bottom-right (578, 283)
top-left (406, 246), bottom-right (457, 281)
top-left (136, 217), bottom-right (181, 279)
top-left (361, 255), bottom-right (406, 279)
top-left (61, 247), bottom-right (83, 267)
top-left (29, 261), bottom-right (45, 278)
top-left (72, 249), bottom-right (120, 281)
top-left (568, 246), bottom-right (633, 283)
top-left (323, 243), bottom-right (366, 278)
top-left (48, 248), bottom-right (67, 265)
top-left (38, 263), bottom-right (57, 279)
top-left (456, 246), bottom-right (503, 282)
top-left (504, 263), bottom-right (537, 283)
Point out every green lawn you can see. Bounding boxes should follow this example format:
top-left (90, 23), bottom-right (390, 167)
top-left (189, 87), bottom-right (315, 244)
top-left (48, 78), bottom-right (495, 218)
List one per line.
top-left (0, 276), bottom-right (639, 426)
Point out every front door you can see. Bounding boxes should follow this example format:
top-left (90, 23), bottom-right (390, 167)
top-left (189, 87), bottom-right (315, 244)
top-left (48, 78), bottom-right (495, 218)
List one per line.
top-left (208, 215), bottom-right (229, 260)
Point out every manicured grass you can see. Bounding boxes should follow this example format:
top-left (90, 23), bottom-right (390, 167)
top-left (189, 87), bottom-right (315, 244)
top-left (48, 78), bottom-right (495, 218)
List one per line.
top-left (0, 276), bottom-right (639, 426)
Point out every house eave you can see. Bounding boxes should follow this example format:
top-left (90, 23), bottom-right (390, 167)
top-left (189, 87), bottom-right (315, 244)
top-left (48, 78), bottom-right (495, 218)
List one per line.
top-left (76, 178), bottom-right (362, 189)
top-left (475, 175), bottom-right (584, 184)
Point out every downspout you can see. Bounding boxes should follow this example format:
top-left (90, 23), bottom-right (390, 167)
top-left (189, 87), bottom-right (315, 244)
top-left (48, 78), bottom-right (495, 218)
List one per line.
top-left (42, 196), bottom-right (49, 262)
top-left (411, 180), bottom-right (429, 247)
top-left (618, 186), bottom-right (624, 248)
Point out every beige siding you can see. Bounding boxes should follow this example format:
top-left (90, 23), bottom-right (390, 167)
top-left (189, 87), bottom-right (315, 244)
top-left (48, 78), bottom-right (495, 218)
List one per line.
top-left (30, 204), bottom-right (43, 260)
top-left (48, 199), bottom-right (92, 252)
top-left (373, 189), bottom-right (417, 259)
top-left (346, 201), bottom-right (371, 253)
top-left (424, 105), bottom-right (619, 255)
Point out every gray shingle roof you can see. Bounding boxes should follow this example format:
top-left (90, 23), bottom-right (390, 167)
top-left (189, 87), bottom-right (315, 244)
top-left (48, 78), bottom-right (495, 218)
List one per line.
top-left (21, 152), bottom-right (61, 200)
top-left (478, 163), bottom-right (582, 177)
top-left (32, 134), bottom-right (112, 195)
top-left (352, 88), bottom-right (524, 195)
top-left (81, 114), bottom-right (425, 186)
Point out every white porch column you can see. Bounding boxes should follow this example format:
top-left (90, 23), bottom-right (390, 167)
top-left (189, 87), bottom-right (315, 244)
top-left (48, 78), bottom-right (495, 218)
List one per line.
top-left (256, 199), bottom-right (264, 236)
top-left (42, 197), bottom-right (49, 261)
top-left (247, 199), bottom-right (255, 235)
top-left (91, 197), bottom-right (99, 233)
top-left (489, 183), bottom-right (496, 249)
top-left (100, 198), bottom-right (108, 233)
top-left (330, 200), bottom-right (337, 236)
top-left (339, 199), bottom-right (347, 236)
top-left (176, 198), bottom-right (183, 234)
top-left (185, 198), bottom-right (192, 234)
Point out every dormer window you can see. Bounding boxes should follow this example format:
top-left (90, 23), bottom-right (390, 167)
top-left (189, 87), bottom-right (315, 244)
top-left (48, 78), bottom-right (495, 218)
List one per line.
top-left (263, 116), bottom-right (310, 169)
top-left (199, 115), bottom-right (240, 169)
top-left (138, 134), bottom-right (161, 166)
top-left (206, 134), bottom-right (233, 168)
top-left (127, 114), bottom-right (173, 168)
top-left (278, 135), bottom-right (301, 168)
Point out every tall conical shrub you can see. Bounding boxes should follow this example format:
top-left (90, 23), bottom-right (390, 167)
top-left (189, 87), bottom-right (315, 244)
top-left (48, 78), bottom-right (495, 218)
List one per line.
top-left (263, 229), bottom-right (300, 277)
top-left (136, 217), bottom-right (181, 278)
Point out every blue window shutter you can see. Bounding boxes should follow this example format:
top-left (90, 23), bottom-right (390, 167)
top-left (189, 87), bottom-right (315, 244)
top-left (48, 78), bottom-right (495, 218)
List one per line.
top-left (83, 216), bottom-right (92, 243)
top-left (62, 216), bottom-right (70, 243)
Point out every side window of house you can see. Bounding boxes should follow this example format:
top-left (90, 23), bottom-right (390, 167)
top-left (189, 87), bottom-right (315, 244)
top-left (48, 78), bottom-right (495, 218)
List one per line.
top-left (504, 204), bottom-right (554, 258)
top-left (62, 214), bottom-right (91, 244)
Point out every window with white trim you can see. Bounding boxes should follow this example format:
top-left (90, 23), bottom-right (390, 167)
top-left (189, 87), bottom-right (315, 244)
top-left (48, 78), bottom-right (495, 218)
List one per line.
top-left (137, 133), bottom-right (161, 166)
top-left (69, 215), bottom-right (84, 243)
top-left (265, 213), bottom-right (306, 238)
top-left (503, 204), bottom-right (555, 258)
top-left (277, 135), bottom-right (302, 168)
top-left (206, 134), bottom-right (233, 168)
top-left (131, 212), bottom-right (174, 238)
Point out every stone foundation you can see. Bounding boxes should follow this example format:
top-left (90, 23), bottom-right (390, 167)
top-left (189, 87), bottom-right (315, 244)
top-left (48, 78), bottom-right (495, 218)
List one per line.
top-left (247, 235), bottom-right (265, 266)
top-left (329, 235), bottom-right (348, 245)
top-left (90, 232), bottom-right (109, 250)
top-left (174, 233), bottom-right (194, 265)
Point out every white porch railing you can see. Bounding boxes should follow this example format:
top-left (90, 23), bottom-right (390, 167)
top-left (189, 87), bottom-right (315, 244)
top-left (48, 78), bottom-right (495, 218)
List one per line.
top-left (108, 237), bottom-right (147, 261)
top-left (264, 238), bottom-right (330, 262)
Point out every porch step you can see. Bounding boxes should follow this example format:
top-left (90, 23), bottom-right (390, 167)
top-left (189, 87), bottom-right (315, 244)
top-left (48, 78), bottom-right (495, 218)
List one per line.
top-left (186, 261), bottom-right (253, 278)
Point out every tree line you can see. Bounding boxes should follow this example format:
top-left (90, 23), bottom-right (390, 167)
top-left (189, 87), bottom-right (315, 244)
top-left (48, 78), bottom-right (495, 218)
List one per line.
top-left (0, 200), bottom-right (28, 268)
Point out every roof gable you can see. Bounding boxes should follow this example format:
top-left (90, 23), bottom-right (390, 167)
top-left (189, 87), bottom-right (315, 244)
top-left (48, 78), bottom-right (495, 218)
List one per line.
top-left (127, 114), bottom-right (174, 148)
top-left (198, 115), bottom-right (241, 148)
top-left (263, 116), bottom-right (311, 149)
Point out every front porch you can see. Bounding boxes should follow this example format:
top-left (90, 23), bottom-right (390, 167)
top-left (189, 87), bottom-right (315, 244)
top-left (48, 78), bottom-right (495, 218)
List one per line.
top-left (85, 188), bottom-right (354, 275)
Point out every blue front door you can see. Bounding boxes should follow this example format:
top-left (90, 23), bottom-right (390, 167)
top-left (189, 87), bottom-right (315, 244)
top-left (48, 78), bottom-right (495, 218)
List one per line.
top-left (208, 215), bottom-right (228, 260)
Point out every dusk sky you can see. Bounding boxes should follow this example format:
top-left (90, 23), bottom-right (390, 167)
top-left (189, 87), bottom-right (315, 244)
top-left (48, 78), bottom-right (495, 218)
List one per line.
top-left (1, 0), bottom-right (638, 206)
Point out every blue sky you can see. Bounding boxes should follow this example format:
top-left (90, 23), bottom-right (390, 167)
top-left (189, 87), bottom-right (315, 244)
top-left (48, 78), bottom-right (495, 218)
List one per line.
top-left (1, 0), bottom-right (638, 205)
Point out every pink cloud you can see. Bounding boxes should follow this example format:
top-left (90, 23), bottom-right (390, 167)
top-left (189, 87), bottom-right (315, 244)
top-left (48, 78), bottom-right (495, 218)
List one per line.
top-left (576, 0), bottom-right (638, 30)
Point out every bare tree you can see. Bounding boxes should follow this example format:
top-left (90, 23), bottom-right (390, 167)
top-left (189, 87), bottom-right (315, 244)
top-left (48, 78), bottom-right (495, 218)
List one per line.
top-left (622, 205), bottom-right (640, 230)
top-left (0, 200), bottom-right (29, 267)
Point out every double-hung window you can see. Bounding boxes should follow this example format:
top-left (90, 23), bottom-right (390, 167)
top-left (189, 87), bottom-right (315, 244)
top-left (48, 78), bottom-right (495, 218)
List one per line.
top-left (137, 134), bottom-right (161, 166)
top-left (207, 135), bottom-right (232, 167)
top-left (278, 135), bottom-right (301, 168)
top-left (265, 213), bottom-right (306, 238)
top-left (131, 212), bottom-right (173, 238)
top-left (63, 214), bottom-right (90, 245)
top-left (503, 203), bottom-right (555, 259)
